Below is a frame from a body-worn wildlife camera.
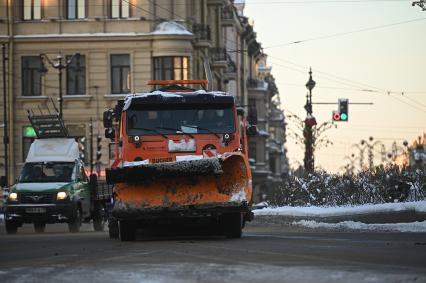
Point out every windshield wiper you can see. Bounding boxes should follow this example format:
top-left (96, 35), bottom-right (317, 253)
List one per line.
top-left (130, 127), bottom-right (168, 139)
top-left (182, 125), bottom-right (221, 138)
top-left (156, 127), bottom-right (194, 138)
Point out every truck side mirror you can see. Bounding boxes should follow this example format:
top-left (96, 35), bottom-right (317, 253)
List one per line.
top-left (89, 173), bottom-right (98, 189)
top-left (0, 176), bottom-right (6, 188)
top-left (105, 128), bottom-right (115, 140)
top-left (246, 125), bottom-right (257, 136)
top-left (103, 110), bottom-right (114, 128)
top-left (237, 107), bottom-right (245, 117)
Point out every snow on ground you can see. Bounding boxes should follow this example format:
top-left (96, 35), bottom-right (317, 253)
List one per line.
top-left (293, 220), bottom-right (426, 233)
top-left (253, 201), bottom-right (426, 217)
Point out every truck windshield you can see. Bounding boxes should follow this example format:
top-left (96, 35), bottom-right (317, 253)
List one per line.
top-left (126, 105), bottom-right (235, 136)
top-left (19, 162), bottom-right (75, 183)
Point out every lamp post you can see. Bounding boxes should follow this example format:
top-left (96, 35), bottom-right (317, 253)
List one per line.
top-left (39, 53), bottom-right (80, 119)
top-left (303, 68), bottom-right (316, 173)
top-left (2, 44), bottom-right (8, 186)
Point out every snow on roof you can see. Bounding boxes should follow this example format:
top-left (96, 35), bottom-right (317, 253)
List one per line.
top-left (151, 21), bottom-right (192, 36)
top-left (26, 138), bottom-right (79, 163)
top-left (123, 90), bottom-right (229, 111)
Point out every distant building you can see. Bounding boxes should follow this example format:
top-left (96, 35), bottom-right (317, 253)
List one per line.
top-left (0, 0), bottom-right (287, 200)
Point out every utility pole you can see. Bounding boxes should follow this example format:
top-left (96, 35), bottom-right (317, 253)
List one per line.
top-left (39, 53), bottom-right (80, 119)
top-left (89, 117), bottom-right (94, 174)
top-left (303, 68), bottom-right (317, 173)
top-left (412, 0), bottom-right (426, 11)
top-left (2, 44), bottom-right (8, 186)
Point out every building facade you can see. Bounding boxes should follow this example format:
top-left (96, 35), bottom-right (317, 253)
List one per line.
top-left (0, 0), bottom-right (287, 202)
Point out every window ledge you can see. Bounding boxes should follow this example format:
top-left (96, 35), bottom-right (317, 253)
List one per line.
top-left (16, 96), bottom-right (49, 101)
top-left (63, 95), bottom-right (92, 101)
top-left (104, 94), bottom-right (129, 100)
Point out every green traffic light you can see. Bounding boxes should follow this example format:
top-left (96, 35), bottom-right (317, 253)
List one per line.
top-left (340, 113), bottom-right (348, 121)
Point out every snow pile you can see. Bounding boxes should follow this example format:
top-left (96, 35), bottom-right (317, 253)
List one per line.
top-left (254, 201), bottom-right (426, 217)
top-left (293, 220), bottom-right (426, 232)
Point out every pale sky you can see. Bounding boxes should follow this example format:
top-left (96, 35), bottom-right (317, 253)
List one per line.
top-left (244, 0), bottom-right (426, 173)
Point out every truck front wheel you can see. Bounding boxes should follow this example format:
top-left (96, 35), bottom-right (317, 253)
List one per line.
top-left (34, 222), bottom-right (46, 233)
top-left (68, 208), bottom-right (82, 233)
top-left (5, 220), bottom-right (18, 235)
top-left (223, 213), bottom-right (243, 239)
top-left (118, 220), bottom-right (136, 241)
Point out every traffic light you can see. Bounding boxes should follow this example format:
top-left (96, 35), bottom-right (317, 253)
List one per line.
top-left (79, 137), bottom-right (86, 162)
top-left (332, 99), bottom-right (349, 122)
top-left (96, 136), bottom-right (102, 162)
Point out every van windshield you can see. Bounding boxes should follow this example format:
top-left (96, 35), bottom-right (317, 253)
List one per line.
top-left (126, 105), bottom-right (235, 136)
top-left (19, 162), bottom-right (75, 183)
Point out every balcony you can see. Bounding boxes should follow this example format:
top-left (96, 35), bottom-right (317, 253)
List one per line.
top-left (192, 24), bottom-right (211, 48)
top-left (247, 78), bottom-right (267, 90)
top-left (209, 47), bottom-right (228, 68)
top-left (221, 6), bottom-right (235, 26)
top-left (224, 54), bottom-right (237, 79)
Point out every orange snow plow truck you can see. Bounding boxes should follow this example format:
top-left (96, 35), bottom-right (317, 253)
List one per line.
top-left (104, 80), bottom-right (255, 241)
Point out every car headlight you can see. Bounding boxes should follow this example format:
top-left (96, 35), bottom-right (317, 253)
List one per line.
top-left (9, 192), bottom-right (18, 201)
top-left (57, 191), bottom-right (68, 200)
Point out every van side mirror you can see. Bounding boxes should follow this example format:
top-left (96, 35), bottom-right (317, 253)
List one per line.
top-left (105, 128), bottom-right (115, 140)
top-left (0, 176), bottom-right (6, 187)
top-left (103, 110), bottom-right (114, 128)
top-left (246, 125), bottom-right (257, 136)
top-left (89, 173), bottom-right (98, 189)
top-left (237, 107), bottom-right (245, 117)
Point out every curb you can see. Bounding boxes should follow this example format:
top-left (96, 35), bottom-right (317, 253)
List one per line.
top-left (253, 211), bottom-right (426, 225)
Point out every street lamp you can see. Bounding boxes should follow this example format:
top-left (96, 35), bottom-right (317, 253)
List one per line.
top-left (39, 53), bottom-right (80, 119)
top-left (303, 68), bottom-right (316, 173)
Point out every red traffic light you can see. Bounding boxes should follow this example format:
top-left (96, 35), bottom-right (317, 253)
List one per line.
top-left (332, 111), bottom-right (341, 121)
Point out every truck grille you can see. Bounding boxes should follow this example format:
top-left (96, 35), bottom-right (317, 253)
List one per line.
top-left (20, 193), bottom-right (55, 204)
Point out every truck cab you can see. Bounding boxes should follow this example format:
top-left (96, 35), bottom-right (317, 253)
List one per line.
top-left (4, 138), bottom-right (98, 234)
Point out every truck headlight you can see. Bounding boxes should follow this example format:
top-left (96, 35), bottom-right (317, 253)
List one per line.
top-left (9, 192), bottom-right (18, 201)
top-left (57, 191), bottom-right (68, 200)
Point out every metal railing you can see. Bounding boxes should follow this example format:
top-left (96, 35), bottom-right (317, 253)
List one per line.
top-left (210, 47), bottom-right (227, 62)
top-left (192, 24), bottom-right (211, 41)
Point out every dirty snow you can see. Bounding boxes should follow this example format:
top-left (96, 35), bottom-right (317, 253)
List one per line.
top-left (230, 190), bottom-right (247, 202)
top-left (254, 201), bottom-right (426, 217)
top-left (168, 139), bottom-right (196, 152)
top-left (293, 220), bottom-right (426, 233)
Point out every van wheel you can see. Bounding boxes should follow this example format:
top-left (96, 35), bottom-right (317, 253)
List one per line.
top-left (118, 220), bottom-right (136, 241)
top-left (5, 220), bottom-right (18, 235)
top-left (108, 218), bottom-right (119, 239)
top-left (223, 213), bottom-right (243, 239)
top-left (34, 222), bottom-right (46, 233)
top-left (68, 208), bottom-right (82, 233)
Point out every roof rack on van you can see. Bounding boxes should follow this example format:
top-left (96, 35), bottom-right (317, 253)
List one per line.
top-left (27, 100), bottom-right (69, 138)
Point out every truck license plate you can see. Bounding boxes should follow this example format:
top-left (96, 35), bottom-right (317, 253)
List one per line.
top-left (25, 207), bottom-right (46, 213)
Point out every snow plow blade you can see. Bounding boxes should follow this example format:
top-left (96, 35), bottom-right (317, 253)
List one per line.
top-left (106, 158), bottom-right (223, 184)
top-left (111, 153), bottom-right (252, 215)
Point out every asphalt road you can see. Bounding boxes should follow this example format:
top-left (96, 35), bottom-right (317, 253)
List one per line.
top-left (0, 221), bottom-right (425, 283)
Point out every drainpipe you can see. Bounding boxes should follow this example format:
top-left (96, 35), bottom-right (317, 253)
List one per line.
top-left (7, 0), bottom-right (14, 183)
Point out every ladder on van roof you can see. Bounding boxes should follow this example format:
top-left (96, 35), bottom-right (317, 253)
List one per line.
top-left (27, 101), bottom-right (69, 139)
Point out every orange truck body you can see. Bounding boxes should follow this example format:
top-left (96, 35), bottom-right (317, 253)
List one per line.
top-left (105, 81), bottom-right (253, 239)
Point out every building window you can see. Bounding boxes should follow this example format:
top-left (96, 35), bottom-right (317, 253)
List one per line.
top-left (67, 0), bottom-right (86, 19)
top-left (23, 0), bottom-right (42, 20)
top-left (66, 55), bottom-right (86, 95)
top-left (111, 0), bottom-right (130, 18)
top-left (153, 57), bottom-right (189, 81)
top-left (22, 56), bottom-right (43, 96)
top-left (248, 98), bottom-right (258, 125)
top-left (269, 154), bottom-right (277, 174)
top-left (111, 54), bottom-right (130, 94)
top-left (22, 126), bottom-right (37, 162)
top-left (248, 142), bottom-right (257, 161)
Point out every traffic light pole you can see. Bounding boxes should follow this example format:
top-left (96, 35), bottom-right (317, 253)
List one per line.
top-left (89, 117), bottom-right (94, 174)
top-left (2, 44), bottom-right (8, 186)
